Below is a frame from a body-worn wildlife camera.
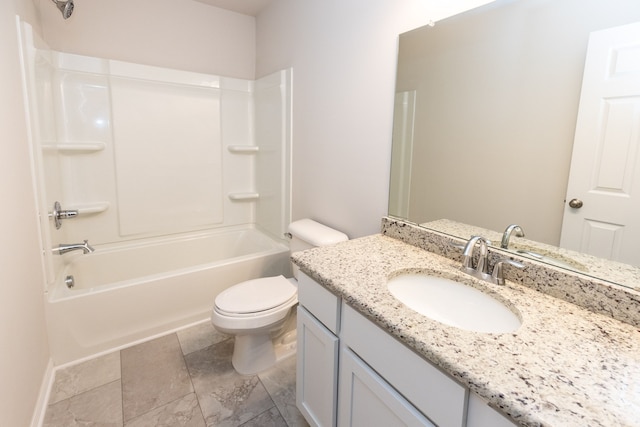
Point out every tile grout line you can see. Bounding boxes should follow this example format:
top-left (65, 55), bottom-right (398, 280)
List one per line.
top-left (179, 333), bottom-right (207, 426)
top-left (258, 375), bottom-right (290, 427)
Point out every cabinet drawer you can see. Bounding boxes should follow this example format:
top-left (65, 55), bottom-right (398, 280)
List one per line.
top-left (298, 271), bottom-right (341, 334)
top-left (341, 303), bottom-right (467, 427)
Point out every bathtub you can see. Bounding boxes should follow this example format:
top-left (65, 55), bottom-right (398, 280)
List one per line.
top-left (45, 226), bottom-right (291, 365)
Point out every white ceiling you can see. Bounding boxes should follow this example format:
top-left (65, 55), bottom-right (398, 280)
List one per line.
top-left (192, 0), bottom-right (275, 16)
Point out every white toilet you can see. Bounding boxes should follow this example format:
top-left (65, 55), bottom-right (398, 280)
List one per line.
top-left (211, 219), bottom-right (348, 375)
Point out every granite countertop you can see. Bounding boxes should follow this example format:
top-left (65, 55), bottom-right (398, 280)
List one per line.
top-left (291, 234), bottom-right (640, 427)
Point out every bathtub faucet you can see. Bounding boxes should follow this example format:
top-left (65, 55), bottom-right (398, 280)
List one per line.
top-left (53, 240), bottom-right (95, 255)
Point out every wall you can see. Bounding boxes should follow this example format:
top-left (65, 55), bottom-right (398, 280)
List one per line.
top-left (38, 0), bottom-right (257, 79)
top-left (0, 0), bottom-right (51, 426)
top-left (255, 0), bottom-right (496, 238)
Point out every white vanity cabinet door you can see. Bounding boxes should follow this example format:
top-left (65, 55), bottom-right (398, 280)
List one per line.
top-left (466, 393), bottom-right (516, 427)
top-left (338, 346), bottom-right (436, 427)
top-left (297, 306), bottom-right (339, 427)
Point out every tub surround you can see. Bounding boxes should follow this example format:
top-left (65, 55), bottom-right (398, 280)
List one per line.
top-left (291, 219), bottom-right (640, 426)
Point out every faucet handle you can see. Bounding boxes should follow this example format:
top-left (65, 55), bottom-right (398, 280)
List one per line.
top-left (491, 258), bottom-right (525, 285)
top-left (51, 201), bottom-right (79, 229)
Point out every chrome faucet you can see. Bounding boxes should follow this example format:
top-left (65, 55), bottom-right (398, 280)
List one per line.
top-left (461, 235), bottom-right (491, 276)
top-left (501, 224), bottom-right (525, 249)
top-left (460, 235), bottom-right (524, 285)
top-left (52, 240), bottom-right (95, 255)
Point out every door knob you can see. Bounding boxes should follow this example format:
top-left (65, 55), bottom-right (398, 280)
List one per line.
top-left (568, 198), bottom-right (583, 209)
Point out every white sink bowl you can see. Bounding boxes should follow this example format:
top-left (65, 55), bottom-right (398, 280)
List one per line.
top-left (387, 273), bottom-right (521, 333)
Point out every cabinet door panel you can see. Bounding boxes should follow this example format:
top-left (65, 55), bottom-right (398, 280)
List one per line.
top-left (297, 306), bottom-right (339, 427)
top-left (338, 346), bottom-right (435, 427)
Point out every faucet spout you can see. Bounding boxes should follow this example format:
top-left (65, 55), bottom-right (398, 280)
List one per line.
top-left (501, 224), bottom-right (525, 249)
top-left (53, 240), bottom-right (95, 255)
top-left (461, 235), bottom-right (491, 273)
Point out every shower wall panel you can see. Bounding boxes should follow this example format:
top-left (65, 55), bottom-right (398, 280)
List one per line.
top-left (110, 76), bottom-right (222, 236)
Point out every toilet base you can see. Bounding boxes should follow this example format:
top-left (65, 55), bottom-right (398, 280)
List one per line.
top-left (230, 311), bottom-right (298, 375)
top-left (232, 333), bottom-right (275, 375)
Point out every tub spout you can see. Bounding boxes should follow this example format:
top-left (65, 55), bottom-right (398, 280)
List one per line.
top-left (53, 240), bottom-right (95, 255)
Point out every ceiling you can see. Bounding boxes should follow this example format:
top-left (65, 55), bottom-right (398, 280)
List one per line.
top-left (192, 0), bottom-right (275, 16)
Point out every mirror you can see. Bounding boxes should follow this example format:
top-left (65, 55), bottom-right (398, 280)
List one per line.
top-left (389, 0), bottom-right (640, 289)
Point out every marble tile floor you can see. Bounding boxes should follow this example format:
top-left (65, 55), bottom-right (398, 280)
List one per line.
top-left (43, 322), bottom-right (309, 427)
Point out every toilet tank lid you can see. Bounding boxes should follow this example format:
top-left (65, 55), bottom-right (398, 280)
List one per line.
top-left (288, 219), bottom-right (348, 246)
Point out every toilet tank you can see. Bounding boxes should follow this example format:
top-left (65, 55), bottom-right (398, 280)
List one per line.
top-left (288, 219), bottom-right (348, 278)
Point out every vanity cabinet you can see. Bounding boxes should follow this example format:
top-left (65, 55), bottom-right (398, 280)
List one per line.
top-left (296, 272), bottom-right (515, 427)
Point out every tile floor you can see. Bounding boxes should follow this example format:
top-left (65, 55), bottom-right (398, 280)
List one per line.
top-left (43, 322), bottom-right (309, 427)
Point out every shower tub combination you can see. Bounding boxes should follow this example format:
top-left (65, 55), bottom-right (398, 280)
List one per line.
top-left (46, 226), bottom-right (291, 365)
top-left (18, 27), bottom-right (294, 366)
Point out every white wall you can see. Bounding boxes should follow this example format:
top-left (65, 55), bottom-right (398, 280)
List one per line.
top-left (38, 0), bottom-right (257, 79)
top-left (256, 0), bottom-right (495, 238)
top-left (0, 0), bottom-right (51, 426)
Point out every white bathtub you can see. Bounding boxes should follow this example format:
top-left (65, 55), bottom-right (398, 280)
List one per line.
top-left (45, 226), bottom-right (291, 365)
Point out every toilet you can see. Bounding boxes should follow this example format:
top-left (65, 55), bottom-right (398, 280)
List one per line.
top-left (211, 219), bottom-right (348, 375)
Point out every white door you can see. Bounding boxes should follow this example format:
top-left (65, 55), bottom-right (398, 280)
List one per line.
top-left (560, 22), bottom-right (640, 266)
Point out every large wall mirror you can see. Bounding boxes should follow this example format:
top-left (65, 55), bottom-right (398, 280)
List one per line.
top-left (389, 0), bottom-right (640, 289)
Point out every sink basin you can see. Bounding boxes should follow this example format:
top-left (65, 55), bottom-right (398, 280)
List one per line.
top-left (387, 273), bottom-right (521, 333)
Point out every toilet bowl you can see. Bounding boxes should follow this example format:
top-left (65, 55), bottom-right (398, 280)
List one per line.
top-left (212, 275), bottom-right (298, 375)
top-left (211, 219), bottom-right (348, 375)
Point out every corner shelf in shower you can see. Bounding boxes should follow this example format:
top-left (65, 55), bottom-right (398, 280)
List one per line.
top-left (67, 202), bottom-right (110, 215)
top-left (42, 142), bottom-right (106, 153)
top-left (227, 145), bottom-right (259, 154)
top-left (228, 193), bottom-right (260, 201)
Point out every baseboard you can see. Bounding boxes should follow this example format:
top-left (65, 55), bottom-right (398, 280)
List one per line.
top-left (30, 358), bottom-right (54, 427)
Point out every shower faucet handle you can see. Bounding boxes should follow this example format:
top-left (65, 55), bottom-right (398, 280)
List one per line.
top-left (51, 201), bottom-right (79, 229)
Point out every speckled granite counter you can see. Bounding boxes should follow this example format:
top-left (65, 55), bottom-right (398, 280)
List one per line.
top-left (292, 234), bottom-right (640, 427)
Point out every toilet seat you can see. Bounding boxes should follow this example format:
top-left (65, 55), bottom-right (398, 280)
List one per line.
top-left (215, 275), bottom-right (297, 317)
